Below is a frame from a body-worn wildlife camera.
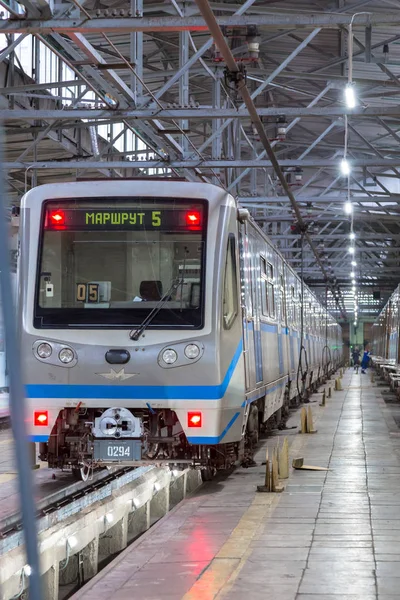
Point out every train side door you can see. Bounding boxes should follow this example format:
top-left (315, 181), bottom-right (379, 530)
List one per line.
top-left (252, 238), bottom-right (263, 384)
top-left (395, 289), bottom-right (400, 364)
top-left (239, 225), bottom-right (262, 390)
top-left (279, 265), bottom-right (289, 377)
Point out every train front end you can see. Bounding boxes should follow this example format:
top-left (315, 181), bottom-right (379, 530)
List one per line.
top-left (19, 181), bottom-right (245, 479)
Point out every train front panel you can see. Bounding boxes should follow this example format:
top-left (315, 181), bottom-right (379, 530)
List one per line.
top-left (19, 181), bottom-right (246, 474)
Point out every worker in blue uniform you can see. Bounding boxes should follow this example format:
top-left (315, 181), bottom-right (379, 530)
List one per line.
top-left (361, 347), bottom-right (371, 374)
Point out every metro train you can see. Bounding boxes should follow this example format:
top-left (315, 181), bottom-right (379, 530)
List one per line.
top-left (17, 180), bottom-right (343, 480)
top-left (371, 285), bottom-right (400, 363)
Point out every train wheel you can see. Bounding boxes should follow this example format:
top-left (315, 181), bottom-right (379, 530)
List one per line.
top-left (72, 464), bottom-right (91, 482)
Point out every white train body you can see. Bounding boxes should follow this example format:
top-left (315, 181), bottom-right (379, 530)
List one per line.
top-left (18, 181), bottom-right (342, 477)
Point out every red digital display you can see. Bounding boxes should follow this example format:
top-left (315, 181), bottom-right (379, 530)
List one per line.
top-left (44, 205), bottom-right (205, 232)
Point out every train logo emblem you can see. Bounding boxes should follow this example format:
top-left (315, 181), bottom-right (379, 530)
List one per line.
top-left (96, 368), bottom-right (138, 381)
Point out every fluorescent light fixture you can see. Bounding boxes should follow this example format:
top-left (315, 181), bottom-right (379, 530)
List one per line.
top-left (344, 201), bottom-right (353, 214)
top-left (345, 83), bottom-right (356, 108)
top-left (340, 159), bottom-right (351, 176)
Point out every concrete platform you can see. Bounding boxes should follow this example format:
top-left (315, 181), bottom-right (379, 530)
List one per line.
top-left (72, 371), bottom-right (400, 600)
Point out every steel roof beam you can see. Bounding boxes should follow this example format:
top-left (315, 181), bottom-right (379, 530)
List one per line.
top-left (6, 158), bottom-right (400, 168)
top-left (239, 196), bottom-right (400, 203)
top-left (3, 106), bottom-right (400, 120)
top-left (0, 12), bottom-right (398, 34)
top-left (269, 234), bottom-right (400, 240)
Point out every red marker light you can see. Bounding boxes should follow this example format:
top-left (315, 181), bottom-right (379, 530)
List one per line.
top-left (185, 211), bottom-right (201, 229)
top-left (34, 411), bottom-right (48, 427)
top-left (50, 210), bottom-right (65, 225)
top-left (188, 412), bottom-right (202, 427)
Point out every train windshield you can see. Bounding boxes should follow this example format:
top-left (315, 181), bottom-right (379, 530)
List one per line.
top-left (34, 198), bottom-right (207, 328)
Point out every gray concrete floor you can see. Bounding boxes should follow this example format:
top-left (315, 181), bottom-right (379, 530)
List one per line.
top-left (73, 371), bottom-right (400, 600)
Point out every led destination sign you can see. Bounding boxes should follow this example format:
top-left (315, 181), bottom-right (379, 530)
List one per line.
top-left (45, 207), bottom-right (203, 231)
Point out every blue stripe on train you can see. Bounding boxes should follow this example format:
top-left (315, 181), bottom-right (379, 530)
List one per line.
top-left (187, 412), bottom-right (240, 444)
top-left (26, 340), bottom-right (243, 402)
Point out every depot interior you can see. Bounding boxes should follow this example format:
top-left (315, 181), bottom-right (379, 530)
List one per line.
top-left (2, 2), bottom-right (400, 379)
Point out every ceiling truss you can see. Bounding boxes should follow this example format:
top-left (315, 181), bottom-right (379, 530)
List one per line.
top-left (1, 0), bottom-right (400, 318)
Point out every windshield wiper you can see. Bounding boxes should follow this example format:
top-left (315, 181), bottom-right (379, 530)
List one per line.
top-left (129, 278), bottom-right (182, 341)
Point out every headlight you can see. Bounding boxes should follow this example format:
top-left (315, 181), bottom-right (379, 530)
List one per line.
top-left (59, 348), bottom-right (74, 364)
top-left (37, 343), bottom-right (52, 359)
top-left (184, 344), bottom-right (200, 359)
top-left (162, 349), bottom-right (178, 364)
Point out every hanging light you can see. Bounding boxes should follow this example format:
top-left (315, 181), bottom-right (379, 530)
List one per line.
top-left (344, 83), bottom-right (357, 108)
top-left (349, 231), bottom-right (356, 240)
top-left (340, 158), bottom-right (351, 176)
top-left (344, 201), bottom-right (353, 215)
top-left (350, 271), bottom-right (355, 277)
top-left (351, 260), bottom-right (357, 267)
top-left (348, 246), bottom-right (355, 254)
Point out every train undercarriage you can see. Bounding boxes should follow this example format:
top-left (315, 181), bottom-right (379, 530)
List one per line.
top-left (38, 392), bottom-right (292, 481)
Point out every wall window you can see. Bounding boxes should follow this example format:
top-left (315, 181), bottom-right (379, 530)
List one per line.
top-left (261, 256), bottom-right (275, 318)
top-left (223, 234), bottom-right (238, 329)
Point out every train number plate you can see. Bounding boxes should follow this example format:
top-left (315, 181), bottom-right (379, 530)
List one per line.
top-left (93, 440), bottom-right (142, 461)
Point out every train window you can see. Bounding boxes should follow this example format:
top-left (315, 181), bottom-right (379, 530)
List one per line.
top-left (260, 257), bottom-right (275, 319)
top-left (260, 257), bottom-right (267, 277)
top-left (35, 198), bottom-right (207, 328)
top-left (280, 274), bottom-right (286, 323)
top-left (223, 234), bottom-right (238, 329)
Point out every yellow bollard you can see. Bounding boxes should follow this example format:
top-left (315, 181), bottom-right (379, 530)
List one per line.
top-left (300, 406), bottom-right (307, 433)
top-left (306, 406), bottom-right (317, 434)
top-left (271, 447), bottom-right (284, 492)
top-left (337, 377), bottom-right (343, 391)
top-left (257, 448), bottom-right (271, 492)
top-left (278, 437), bottom-right (289, 479)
